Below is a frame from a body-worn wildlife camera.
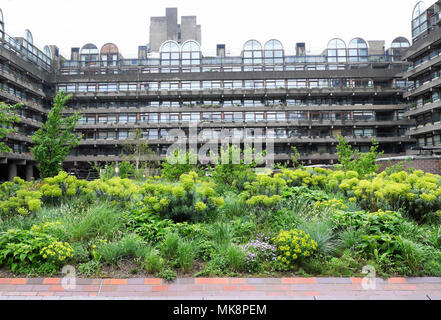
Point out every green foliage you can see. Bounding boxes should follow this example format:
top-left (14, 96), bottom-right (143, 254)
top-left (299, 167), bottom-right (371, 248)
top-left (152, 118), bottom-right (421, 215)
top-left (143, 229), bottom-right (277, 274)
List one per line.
top-left (160, 233), bottom-right (180, 260)
top-left (31, 92), bottom-right (82, 178)
top-left (336, 136), bottom-right (383, 177)
top-left (0, 102), bottom-right (21, 153)
top-left (0, 224), bottom-right (74, 273)
top-left (298, 220), bottom-right (336, 256)
top-left (144, 249), bottom-right (164, 274)
top-left (124, 209), bottom-right (175, 242)
top-left (139, 172), bottom-right (224, 222)
top-left (78, 260), bottom-right (101, 277)
top-left (177, 241), bottom-right (197, 273)
top-left (273, 229), bottom-right (318, 270)
top-left (161, 149), bottom-right (198, 181)
top-left (119, 161), bottom-right (136, 179)
top-left (62, 203), bottom-right (123, 242)
top-left (209, 145), bottom-right (258, 191)
top-left (95, 234), bottom-right (146, 264)
top-left (159, 268), bottom-right (177, 281)
top-left (0, 178), bottom-right (42, 217)
top-left (332, 210), bottom-right (406, 235)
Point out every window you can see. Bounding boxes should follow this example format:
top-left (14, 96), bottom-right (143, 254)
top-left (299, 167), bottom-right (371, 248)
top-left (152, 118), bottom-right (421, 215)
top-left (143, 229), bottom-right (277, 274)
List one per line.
top-left (354, 129), bottom-right (374, 137)
top-left (327, 38), bottom-right (347, 63)
top-left (348, 38), bottom-right (368, 62)
top-left (181, 41), bottom-right (201, 66)
top-left (80, 43), bottom-right (99, 67)
top-left (353, 111), bottom-right (374, 121)
top-left (264, 39), bottom-right (284, 64)
top-left (100, 43), bottom-right (119, 67)
top-left (160, 41), bottom-right (180, 66)
top-left (243, 40), bottom-right (263, 65)
top-left (412, 2), bottom-right (428, 40)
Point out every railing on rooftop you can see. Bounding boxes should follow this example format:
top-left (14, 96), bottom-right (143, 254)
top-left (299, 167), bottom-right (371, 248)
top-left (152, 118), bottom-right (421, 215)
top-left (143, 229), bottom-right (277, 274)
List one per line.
top-left (57, 54), bottom-right (404, 75)
top-left (0, 32), bottom-right (52, 72)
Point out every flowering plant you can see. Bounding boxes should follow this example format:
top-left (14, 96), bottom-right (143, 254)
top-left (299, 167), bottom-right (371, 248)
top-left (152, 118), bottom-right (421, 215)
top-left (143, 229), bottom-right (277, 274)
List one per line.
top-left (273, 229), bottom-right (317, 270)
top-left (241, 238), bottom-right (277, 272)
top-left (0, 225), bottom-right (74, 273)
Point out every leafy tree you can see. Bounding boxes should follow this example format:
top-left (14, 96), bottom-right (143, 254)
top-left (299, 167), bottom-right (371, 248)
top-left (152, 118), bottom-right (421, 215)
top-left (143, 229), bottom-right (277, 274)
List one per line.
top-left (290, 146), bottom-right (304, 169)
top-left (31, 92), bottom-right (82, 178)
top-left (209, 145), bottom-right (257, 189)
top-left (336, 136), bottom-right (383, 177)
top-left (0, 102), bottom-right (21, 153)
top-left (122, 129), bottom-right (160, 178)
top-left (161, 149), bottom-right (198, 181)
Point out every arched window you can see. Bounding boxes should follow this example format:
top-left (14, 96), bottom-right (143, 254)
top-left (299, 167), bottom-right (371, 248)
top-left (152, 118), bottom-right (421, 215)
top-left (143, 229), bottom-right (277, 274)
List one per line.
top-left (100, 43), bottom-right (119, 67)
top-left (80, 43), bottom-right (99, 67)
top-left (243, 40), bottom-right (262, 65)
top-left (264, 39), bottom-right (284, 64)
top-left (24, 29), bottom-right (33, 44)
top-left (181, 40), bottom-right (201, 66)
top-left (348, 38), bottom-right (368, 62)
top-left (43, 45), bottom-right (51, 57)
top-left (160, 41), bottom-right (180, 66)
top-left (391, 37), bottom-right (410, 48)
top-left (327, 38), bottom-right (347, 63)
top-left (412, 1), bottom-right (427, 39)
top-left (391, 37), bottom-right (411, 61)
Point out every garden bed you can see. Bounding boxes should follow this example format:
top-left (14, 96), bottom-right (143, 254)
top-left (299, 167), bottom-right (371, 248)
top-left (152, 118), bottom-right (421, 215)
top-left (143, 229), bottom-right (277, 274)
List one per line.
top-left (1, 166), bottom-right (441, 281)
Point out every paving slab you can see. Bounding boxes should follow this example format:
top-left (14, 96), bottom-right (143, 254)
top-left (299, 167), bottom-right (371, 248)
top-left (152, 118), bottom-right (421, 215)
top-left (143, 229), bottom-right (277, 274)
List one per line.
top-left (1, 277), bottom-right (440, 300)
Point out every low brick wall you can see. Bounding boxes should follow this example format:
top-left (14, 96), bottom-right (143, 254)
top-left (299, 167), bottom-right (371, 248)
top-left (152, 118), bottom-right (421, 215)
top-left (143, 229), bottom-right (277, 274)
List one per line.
top-left (377, 157), bottom-right (441, 175)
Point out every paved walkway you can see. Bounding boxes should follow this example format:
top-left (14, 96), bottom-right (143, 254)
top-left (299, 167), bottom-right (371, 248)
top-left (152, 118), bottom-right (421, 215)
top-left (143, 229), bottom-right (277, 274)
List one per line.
top-left (1, 277), bottom-right (441, 300)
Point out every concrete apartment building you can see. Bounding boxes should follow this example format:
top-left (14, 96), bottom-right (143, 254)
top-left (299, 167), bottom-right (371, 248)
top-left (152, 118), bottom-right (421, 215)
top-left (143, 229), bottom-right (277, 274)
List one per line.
top-left (1, 2), bottom-right (440, 181)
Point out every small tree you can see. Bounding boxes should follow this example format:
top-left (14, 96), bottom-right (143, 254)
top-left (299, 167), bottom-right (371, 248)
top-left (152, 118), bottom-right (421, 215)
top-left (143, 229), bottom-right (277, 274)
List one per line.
top-left (290, 146), bottom-right (304, 169)
top-left (122, 129), bottom-right (160, 178)
top-left (0, 102), bottom-right (21, 153)
top-left (31, 91), bottom-right (82, 178)
top-left (336, 136), bottom-right (383, 177)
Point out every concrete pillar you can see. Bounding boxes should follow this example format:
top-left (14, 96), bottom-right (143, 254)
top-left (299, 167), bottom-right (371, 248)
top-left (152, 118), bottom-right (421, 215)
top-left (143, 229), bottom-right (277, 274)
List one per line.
top-left (8, 163), bottom-right (17, 181)
top-left (25, 164), bottom-right (34, 181)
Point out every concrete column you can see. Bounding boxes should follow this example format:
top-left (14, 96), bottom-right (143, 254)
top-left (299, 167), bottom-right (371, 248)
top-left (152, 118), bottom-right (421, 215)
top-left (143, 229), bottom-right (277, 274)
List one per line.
top-left (8, 163), bottom-right (17, 181)
top-left (25, 164), bottom-right (34, 181)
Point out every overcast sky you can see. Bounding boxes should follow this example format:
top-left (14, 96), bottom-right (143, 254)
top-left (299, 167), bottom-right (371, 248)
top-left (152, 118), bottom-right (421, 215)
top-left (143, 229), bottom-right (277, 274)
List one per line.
top-left (1, 0), bottom-right (421, 58)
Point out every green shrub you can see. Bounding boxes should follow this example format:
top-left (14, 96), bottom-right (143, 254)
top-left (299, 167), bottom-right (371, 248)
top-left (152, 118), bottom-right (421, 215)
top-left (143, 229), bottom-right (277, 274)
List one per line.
top-left (160, 233), bottom-right (180, 260)
top-left (159, 268), bottom-right (177, 281)
top-left (95, 234), bottom-right (146, 265)
top-left (139, 172), bottom-right (224, 223)
top-left (210, 222), bottom-right (234, 249)
top-left (332, 210), bottom-right (405, 235)
top-left (124, 209), bottom-right (175, 242)
top-left (298, 220), bottom-right (336, 256)
top-left (225, 245), bottom-right (246, 272)
top-left (144, 250), bottom-right (164, 274)
top-left (64, 203), bottom-right (123, 241)
top-left (78, 260), bottom-right (101, 277)
top-left (424, 259), bottom-right (441, 276)
top-left (395, 236), bottom-right (425, 273)
top-left (273, 229), bottom-right (318, 270)
top-left (177, 241), bottom-right (197, 273)
top-left (0, 225), bottom-right (74, 273)
top-left (0, 178), bottom-right (42, 217)
top-left (70, 242), bottom-right (90, 263)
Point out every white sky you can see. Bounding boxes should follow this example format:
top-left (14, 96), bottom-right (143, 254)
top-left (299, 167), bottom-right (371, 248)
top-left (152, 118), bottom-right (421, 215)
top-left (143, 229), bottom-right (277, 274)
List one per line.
top-left (1, 0), bottom-right (420, 58)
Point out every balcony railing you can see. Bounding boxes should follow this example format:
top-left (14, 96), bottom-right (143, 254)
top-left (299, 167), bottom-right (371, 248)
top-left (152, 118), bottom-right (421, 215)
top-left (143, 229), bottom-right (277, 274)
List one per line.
top-left (0, 32), bottom-right (52, 72)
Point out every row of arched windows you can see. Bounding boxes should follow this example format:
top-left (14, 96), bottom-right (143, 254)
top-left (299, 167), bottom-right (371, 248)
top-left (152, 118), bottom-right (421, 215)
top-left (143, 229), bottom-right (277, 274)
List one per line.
top-left (157, 37), bottom-right (410, 65)
top-left (79, 43), bottom-right (120, 66)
